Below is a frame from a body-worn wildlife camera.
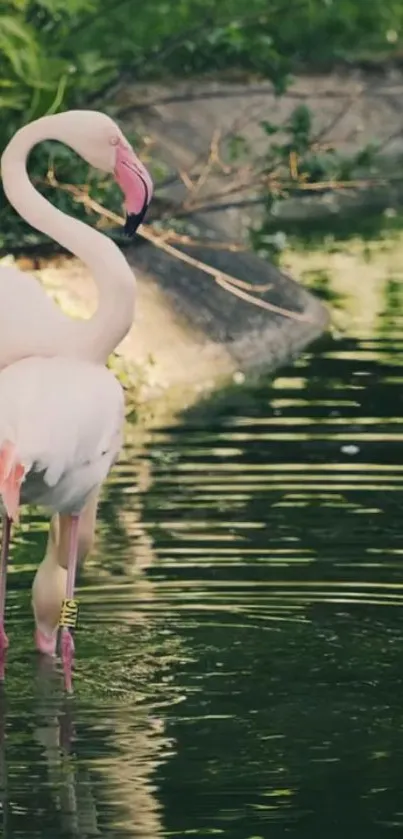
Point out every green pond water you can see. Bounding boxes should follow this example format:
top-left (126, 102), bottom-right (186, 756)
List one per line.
top-left (1, 233), bottom-right (403, 838)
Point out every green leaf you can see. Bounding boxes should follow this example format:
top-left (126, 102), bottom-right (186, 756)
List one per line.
top-left (34, 0), bottom-right (95, 12)
top-left (0, 14), bottom-right (34, 44)
top-left (261, 120), bottom-right (280, 135)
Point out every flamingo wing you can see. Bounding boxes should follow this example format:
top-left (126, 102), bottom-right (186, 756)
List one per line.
top-left (0, 356), bottom-right (125, 515)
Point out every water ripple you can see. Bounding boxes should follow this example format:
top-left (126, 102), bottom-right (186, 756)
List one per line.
top-left (2, 269), bottom-right (403, 836)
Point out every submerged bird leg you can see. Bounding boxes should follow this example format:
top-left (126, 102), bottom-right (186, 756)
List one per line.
top-left (58, 514), bottom-right (80, 693)
top-left (33, 489), bottom-right (99, 658)
top-left (0, 516), bottom-right (11, 679)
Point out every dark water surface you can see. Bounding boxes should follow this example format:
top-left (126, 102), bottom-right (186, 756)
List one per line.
top-left (2, 260), bottom-right (403, 838)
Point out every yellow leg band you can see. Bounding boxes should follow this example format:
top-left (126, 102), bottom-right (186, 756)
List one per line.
top-left (59, 598), bottom-right (79, 630)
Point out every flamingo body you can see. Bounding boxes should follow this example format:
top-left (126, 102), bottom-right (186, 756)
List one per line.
top-left (0, 357), bottom-right (124, 514)
top-left (0, 109), bottom-right (153, 690)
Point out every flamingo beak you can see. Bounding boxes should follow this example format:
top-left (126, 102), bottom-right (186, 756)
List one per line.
top-left (114, 140), bottom-right (153, 237)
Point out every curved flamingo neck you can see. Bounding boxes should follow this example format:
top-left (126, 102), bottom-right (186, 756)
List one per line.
top-left (1, 116), bottom-right (135, 364)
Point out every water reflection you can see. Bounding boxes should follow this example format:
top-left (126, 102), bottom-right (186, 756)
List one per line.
top-left (33, 659), bottom-right (100, 838)
top-left (0, 445), bottom-right (178, 838)
top-left (3, 232), bottom-right (403, 835)
top-left (0, 620), bottom-right (174, 838)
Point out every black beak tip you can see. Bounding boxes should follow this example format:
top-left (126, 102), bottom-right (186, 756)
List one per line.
top-left (123, 213), bottom-right (140, 237)
top-left (124, 203), bottom-right (149, 238)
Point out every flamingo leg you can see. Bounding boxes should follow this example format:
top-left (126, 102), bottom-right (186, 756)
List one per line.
top-left (0, 516), bottom-right (11, 680)
top-left (59, 514), bottom-right (80, 693)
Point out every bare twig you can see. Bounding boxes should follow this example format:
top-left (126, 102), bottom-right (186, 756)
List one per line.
top-left (214, 274), bottom-right (307, 320)
top-left (294, 176), bottom-right (389, 191)
top-left (191, 128), bottom-right (224, 195)
top-left (289, 151), bottom-right (299, 180)
top-left (312, 96), bottom-right (356, 145)
top-left (178, 168), bottom-right (195, 192)
top-left (41, 171), bottom-right (312, 323)
top-left (149, 227), bottom-right (245, 252)
top-left (180, 165), bottom-right (257, 212)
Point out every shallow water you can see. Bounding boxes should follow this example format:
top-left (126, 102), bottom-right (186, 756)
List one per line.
top-left (2, 242), bottom-right (403, 838)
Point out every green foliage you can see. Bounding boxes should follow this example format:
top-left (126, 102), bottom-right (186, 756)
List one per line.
top-left (0, 0), bottom-right (402, 248)
top-left (251, 105), bottom-right (385, 259)
top-left (1, 0), bottom-right (403, 130)
top-left (57, 0), bottom-right (403, 80)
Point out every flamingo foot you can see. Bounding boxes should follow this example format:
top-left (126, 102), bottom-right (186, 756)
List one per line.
top-left (60, 628), bottom-right (75, 694)
top-left (0, 626), bottom-right (9, 682)
top-left (35, 628), bottom-right (57, 657)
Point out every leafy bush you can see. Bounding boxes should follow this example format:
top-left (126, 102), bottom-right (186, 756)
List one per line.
top-left (0, 0), bottom-right (123, 247)
top-left (0, 0), bottom-right (403, 248)
top-left (251, 103), bottom-right (387, 258)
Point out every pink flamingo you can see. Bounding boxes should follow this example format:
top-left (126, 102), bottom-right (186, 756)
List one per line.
top-left (0, 110), bottom-right (153, 690)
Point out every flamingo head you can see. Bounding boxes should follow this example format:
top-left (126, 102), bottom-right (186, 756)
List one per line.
top-left (112, 133), bottom-right (154, 236)
top-left (53, 110), bottom-right (154, 236)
